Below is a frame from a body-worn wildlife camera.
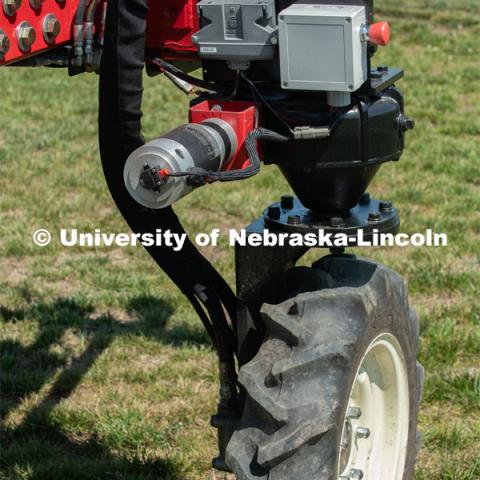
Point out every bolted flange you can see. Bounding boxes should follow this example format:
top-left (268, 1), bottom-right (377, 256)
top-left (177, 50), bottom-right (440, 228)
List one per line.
top-left (43, 14), bottom-right (60, 44)
top-left (16, 22), bottom-right (36, 52)
top-left (3, 0), bottom-right (21, 16)
top-left (0, 29), bottom-right (10, 57)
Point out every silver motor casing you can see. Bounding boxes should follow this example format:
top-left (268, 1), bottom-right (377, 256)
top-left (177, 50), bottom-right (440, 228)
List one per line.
top-left (123, 119), bottom-right (237, 209)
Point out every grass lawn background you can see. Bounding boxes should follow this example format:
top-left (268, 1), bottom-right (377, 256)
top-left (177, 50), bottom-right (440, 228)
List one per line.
top-left (0, 0), bottom-right (479, 478)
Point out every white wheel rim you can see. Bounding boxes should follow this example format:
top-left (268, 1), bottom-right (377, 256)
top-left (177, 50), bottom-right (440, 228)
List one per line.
top-left (337, 333), bottom-right (410, 480)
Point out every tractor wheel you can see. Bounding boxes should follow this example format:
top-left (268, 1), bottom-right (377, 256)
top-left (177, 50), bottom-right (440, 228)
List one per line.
top-left (226, 255), bottom-right (424, 480)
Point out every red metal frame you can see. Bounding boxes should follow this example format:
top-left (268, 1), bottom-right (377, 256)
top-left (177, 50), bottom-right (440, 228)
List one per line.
top-left (146, 0), bottom-right (199, 60)
top-left (0, 0), bottom-right (200, 65)
top-left (0, 0), bottom-right (80, 65)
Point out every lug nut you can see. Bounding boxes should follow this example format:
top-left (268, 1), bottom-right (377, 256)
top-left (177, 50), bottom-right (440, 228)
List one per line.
top-left (29, 0), bottom-right (43, 8)
top-left (356, 427), bottom-right (371, 439)
top-left (368, 211), bottom-right (381, 222)
top-left (350, 469), bottom-right (364, 479)
top-left (3, 0), bottom-right (21, 16)
top-left (43, 14), bottom-right (60, 43)
top-left (0, 29), bottom-right (10, 57)
top-left (280, 194), bottom-right (294, 210)
top-left (17, 22), bottom-right (36, 52)
top-left (347, 406), bottom-right (362, 419)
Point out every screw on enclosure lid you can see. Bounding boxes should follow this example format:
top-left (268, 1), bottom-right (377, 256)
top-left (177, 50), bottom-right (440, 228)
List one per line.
top-left (369, 22), bottom-right (390, 46)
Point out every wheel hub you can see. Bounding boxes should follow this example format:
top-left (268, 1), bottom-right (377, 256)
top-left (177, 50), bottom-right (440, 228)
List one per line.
top-left (338, 333), bottom-right (410, 479)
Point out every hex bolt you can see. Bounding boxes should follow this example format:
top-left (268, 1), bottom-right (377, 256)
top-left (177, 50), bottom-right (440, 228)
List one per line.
top-left (0, 29), bottom-right (10, 57)
top-left (43, 14), bottom-right (60, 44)
top-left (29, 0), bottom-right (43, 8)
top-left (347, 406), bottom-right (362, 419)
top-left (403, 117), bottom-right (415, 130)
top-left (398, 114), bottom-right (415, 131)
top-left (368, 211), bottom-right (381, 222)
top-left (350, 469), bottom-right (364, 479)
top-left (287, 215), bottom-right (301, 225)
top-left (17, 22), bottom-right (36, 53)
top-left (377, 65), bottom-right (389, 73)
top-left (267, 205), bottom-right (280, 220)
top-left (379, 201), bottom-right (393, 213)
top-left (3, 0), bottom-right (21, 16)
top-left (356, 427), bottom-right (371, 439)
top-left (359, 192), bottom-right (370, 205)
top-left (280, 194), bottom-right (294, 210)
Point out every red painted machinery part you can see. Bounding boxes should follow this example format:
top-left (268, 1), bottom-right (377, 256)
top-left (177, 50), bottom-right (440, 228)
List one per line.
top-left (0, 0), bottom-right (200, 65)
top-left (189, 100), bottom-right (258, 171)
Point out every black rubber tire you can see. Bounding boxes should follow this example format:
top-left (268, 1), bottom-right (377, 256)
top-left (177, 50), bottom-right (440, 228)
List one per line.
top-left (226, 255), bottom-right (424, 480)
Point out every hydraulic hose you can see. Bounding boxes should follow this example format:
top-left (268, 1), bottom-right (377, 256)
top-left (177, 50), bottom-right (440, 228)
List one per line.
top-left (84, 0), bottom-right (99, 68)
top-left (98, 0), bottom-right (237, 363)
top-left (73, 0), bottom-right (89, 64)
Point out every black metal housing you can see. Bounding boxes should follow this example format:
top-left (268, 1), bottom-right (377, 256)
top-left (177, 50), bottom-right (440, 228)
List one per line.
top-left (263, 86), bottom-right (407, 213)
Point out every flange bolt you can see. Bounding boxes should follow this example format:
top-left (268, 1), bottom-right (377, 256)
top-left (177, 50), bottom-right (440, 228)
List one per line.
top-left (17, 22), bottom-right (36, 52)
top-left (379, 201), bottom-right (393, 213)
top-left (267, 206), bottom-right (281, 220)
top-left (330, 217), bottom-right (344, 227)
top-left (43, 14), bottom-right (60, 43)
top-left (3, 0), bottom-right (21, 16)
top-left (359, 192), bottom-right (370, 205)
top-left (0, 30), bottom-right (10, 57)
top-left (368, 211), bottom-right (381, 222)
top-left (281, 194), bottom-right (294, 210)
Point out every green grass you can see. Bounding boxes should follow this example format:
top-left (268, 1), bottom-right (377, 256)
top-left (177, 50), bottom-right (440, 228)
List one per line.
top-left (1, 0), bottom-right (479, 478)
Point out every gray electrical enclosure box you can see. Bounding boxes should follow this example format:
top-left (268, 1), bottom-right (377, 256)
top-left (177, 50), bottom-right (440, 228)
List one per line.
top-left (278, 4), bottom-right (368, 92)
top-left (193, 0), bottom-right (278, 62)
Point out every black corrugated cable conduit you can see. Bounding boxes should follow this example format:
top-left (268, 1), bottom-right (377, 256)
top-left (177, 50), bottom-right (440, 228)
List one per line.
top-left (98, 0), bottom-right (238, 366)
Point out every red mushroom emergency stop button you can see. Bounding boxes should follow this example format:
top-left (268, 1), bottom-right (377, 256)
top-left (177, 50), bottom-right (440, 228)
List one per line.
top-left (367, 22), bottom-right (390, 46)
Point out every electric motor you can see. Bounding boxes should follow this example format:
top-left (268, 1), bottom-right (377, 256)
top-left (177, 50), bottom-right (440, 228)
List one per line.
top-left (124, 118), bottom-right (237, 209)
